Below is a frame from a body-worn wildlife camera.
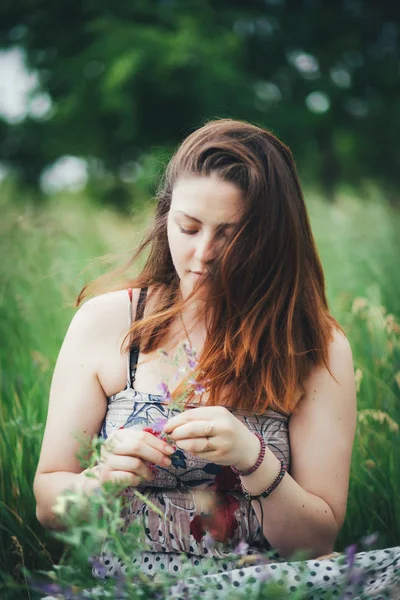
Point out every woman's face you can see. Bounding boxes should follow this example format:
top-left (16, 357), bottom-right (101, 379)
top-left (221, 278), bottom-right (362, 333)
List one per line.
top-left (167, 174), bottom-right (244, 299)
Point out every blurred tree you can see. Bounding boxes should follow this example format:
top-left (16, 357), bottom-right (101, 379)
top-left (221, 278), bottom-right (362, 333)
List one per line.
top-left (0, 0), bottom-right (399, 204)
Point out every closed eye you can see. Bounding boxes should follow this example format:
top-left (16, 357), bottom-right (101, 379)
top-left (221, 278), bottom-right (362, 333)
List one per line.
top-left (178, 225), bottom-right (198, 235)
top-left (178, 224), bottom-right (232, 238)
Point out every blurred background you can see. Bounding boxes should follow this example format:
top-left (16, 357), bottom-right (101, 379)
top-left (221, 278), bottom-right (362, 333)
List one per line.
top-left (1, 1), bottom-right (400, 598)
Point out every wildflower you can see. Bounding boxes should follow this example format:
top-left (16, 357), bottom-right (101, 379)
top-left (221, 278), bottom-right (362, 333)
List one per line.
top-left (27, 578), bottom-right (85, 600)
top-left (152, 416), bottom-right (169, 434)
top-left (175, 365), bottom-right (188, 377)
top-left (183, 341), bottom-right (199, 369)
top-left (344, 543), bottom-right (357, 569)
top-left (358, 409), bottom-right (399, 433)
top-left (157, 381), bottom-right (172, 403)
top-left (233, 539), bottom-right (249, 556)
top-left (88, 555), bottom-right (107, 578)
top-left (385, 315), bottom-right (400, 335)
top-left (354, 369), bottom-right (363, 393)
top-left (188, 378), bottom-right (206, 396)
top-left (52, 493), bottom-right (72, 518)
top-left (351, 297), bottom-right (367, 314)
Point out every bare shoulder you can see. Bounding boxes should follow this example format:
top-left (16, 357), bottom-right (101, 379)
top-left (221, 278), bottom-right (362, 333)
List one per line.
top-left (302, 328), bottom-right (354, 394)
top-left (326, 327), bottom-right (353, 371)
top-left (72, 288), bottom-right (142, 342)
top-left (76, 287), bottom-right (139, 324)
top-left (293, 327), bottom-right (357, 425)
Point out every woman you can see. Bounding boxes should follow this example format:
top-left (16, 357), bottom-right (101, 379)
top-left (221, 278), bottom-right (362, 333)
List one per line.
top-left (34, 119), bottom-right (400, 597)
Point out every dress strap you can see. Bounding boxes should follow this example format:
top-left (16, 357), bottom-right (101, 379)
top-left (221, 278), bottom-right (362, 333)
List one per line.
top-left (127, 287), bottom-right (148, 388)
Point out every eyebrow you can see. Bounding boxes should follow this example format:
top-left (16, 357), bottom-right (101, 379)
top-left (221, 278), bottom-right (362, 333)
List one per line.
top-left (175, 210), bottom-right (237, 228)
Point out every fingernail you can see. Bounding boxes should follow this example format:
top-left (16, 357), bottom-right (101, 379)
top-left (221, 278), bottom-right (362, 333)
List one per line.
top-left (165, 445), bottom-right (175, 453)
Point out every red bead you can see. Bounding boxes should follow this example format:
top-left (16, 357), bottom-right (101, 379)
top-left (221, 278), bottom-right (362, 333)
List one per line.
top-left (230, 432), bottom-right (266, 477)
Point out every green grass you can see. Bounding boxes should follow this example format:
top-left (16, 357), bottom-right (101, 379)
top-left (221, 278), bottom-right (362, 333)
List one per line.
top-left (0, 183), bottom-right (399, 598)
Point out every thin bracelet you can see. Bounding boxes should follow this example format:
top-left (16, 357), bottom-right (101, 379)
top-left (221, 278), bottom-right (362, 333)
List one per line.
top-left (230, 432), bottom-right (266, 477)
top-left (241, 460), bottom-right (287, 501)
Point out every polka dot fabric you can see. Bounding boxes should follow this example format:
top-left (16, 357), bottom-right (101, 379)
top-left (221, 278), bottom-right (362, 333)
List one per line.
top-left (41, 546), bottom-right (400, 598)
top-left (165, 546), bottom-right (400, 598)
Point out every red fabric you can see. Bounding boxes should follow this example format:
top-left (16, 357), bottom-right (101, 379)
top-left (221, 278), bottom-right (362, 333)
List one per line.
top-left (189, 467), bottom-right (242, 544)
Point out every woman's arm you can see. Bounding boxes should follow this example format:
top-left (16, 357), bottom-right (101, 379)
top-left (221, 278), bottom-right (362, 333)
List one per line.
top-left (33, 290), bottom-right (130, 530)
top-left (241, 329), bottom-right (357, 559)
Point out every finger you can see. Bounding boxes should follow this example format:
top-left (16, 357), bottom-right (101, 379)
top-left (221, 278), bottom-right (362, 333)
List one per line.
top-left (106, 455), bottom-right (161, 481)
top-left (106, 470), bottom-right (140, 486)
top-left (175, 437), bottom-right (219, 454)
top-left (105, 431), bottom-right (174, 464)
top-left (169, 421), bottom-right (217, 441)
top-left (163, 407), bottom-right (221, 433)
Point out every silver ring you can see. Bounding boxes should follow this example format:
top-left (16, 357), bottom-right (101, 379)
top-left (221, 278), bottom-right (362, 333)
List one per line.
top-left (204, 422), bottom-right (214, 436)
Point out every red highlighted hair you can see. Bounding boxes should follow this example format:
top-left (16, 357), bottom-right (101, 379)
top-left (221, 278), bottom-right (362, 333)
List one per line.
top-left (78, 118), bottom-right (341, 415)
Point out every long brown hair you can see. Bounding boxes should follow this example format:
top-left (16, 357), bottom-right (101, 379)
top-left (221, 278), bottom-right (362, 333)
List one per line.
top-left (78, 118), bottom-right (341, 415)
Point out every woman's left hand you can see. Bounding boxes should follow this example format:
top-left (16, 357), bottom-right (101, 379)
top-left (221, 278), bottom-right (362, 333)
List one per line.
top-left (162, 406), bottom-right (260, 471)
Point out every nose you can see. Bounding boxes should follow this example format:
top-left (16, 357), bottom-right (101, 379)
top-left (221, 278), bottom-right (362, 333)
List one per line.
top-left (194, 231), bottom-right (218, 265)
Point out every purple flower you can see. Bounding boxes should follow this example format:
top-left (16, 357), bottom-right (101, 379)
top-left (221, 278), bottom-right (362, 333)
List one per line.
top-left (27, 578), bottom-right (85, 600)
top-left (183, 341), bottom-right (199, 369)
top-left (344, 543), bottom-right (357, 569)
top-left (233, 539), bottom-right (249, 556)
top-left (188, 379), bottom-right (206, 396)
top-left (88, 554), bottom-right (107, 578)
top-left (152, 416), bottom-right (168, 434)
top-left (157, 381), bottom-right (171, 403)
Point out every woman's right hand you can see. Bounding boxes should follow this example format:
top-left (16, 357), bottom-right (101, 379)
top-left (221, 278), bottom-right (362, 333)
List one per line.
top-left (97, 429), bottom-right (175, 487)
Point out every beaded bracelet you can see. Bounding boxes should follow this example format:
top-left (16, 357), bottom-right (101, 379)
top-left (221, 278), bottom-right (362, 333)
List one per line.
top-left (230, 432), bottom-right (266, 477)
top-left (241, 460), bottom-right (287, 501)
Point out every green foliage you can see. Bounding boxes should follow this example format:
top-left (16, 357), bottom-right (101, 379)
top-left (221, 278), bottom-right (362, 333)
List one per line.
top-left (1, 2), bottom-right (400, 201)
top-left (0, 185), bottom-right (399, 597)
